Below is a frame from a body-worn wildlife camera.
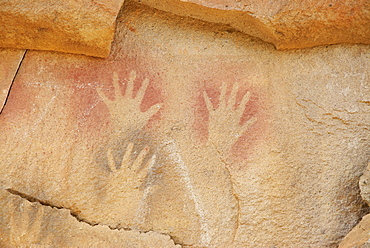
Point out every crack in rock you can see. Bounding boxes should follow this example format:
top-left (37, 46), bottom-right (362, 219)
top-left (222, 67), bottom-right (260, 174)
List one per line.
top-left (5, 188), bottom-right (183, 247)
top-left (0, 50), bottom-right (27, 114)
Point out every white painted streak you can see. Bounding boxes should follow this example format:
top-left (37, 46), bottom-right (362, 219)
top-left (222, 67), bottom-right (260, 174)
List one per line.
top-left (163, 139), bottom-right (211, 245)
top-left (135, 175), bottom-right (154, 227)
top-left (30, 95), bottom-right (57, 132)
top-left (15, 94), bottom-right (57, 138)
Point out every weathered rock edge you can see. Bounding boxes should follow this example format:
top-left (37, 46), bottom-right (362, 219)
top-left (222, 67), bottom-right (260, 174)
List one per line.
top-left (0, 0), bottom-right (369, 56)
top-left (0, 0), bottom-right (125, 58)
top-left (136, 0), bottom-right (370, 50)
top-left (339, 163), bottom-right (370, 247)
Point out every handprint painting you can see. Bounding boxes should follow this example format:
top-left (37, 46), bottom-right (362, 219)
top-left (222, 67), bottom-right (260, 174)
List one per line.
top-left (0, 47), bottom-right (266, 246)
top-left (96, 71), bottom-right (162, 136)
top-left (0, 5), bottom-right (272, 245)
top-left (1, 2), bottom-right (370, 247)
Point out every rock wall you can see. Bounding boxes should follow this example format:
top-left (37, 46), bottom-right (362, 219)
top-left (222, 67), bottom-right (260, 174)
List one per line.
top-left (0, 0), bottom-right (369, 247)
top-left (1, 0), bottom-right (369, 57)
top-left (0, 0), bottom-right (125, 57)
top-left (137, 0), bottom-right (370, 50)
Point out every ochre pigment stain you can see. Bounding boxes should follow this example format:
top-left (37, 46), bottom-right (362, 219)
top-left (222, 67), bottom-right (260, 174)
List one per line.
top-left (193, 63), bottom-right (269, 161)
top-left (68, 59), bottom-right (163, 137)
top-left (0, 60), bottom-right (40, 125)
top-left (232, 84), bottom-right (268, 160)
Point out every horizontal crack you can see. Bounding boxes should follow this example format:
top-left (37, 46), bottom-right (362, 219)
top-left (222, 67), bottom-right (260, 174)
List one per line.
top-left (6, 188), bottom-right (88, 225)
top-left (6, 188), bottom-right (183, 247)
top-left (7, 188), bottom-right (50, 205)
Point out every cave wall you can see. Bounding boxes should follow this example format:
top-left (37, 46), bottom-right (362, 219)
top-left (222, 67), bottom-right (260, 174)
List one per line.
top-left (0, 1), bottom-right (369, 247)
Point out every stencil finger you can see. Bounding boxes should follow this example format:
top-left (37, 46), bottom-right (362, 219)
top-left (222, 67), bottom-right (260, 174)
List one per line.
top-left (107, 147), bottom-right (117, 172)
top-left (228, 81), bottom-right (239, 107)
top-left (137, 78), bottom-right (150, 102)
top-left (145, 103), bottom-right (161, 120)
top-left (132, 146), bottom-right (150, 172)
top-left (237, 91), bottom-right (251, 116)
top-left (203, 91), bottom-right (214, 112)
top-left (138, 154), bottom-right (156, 182)
top-left (121, 143), bottom-right (134, 169)
top-left (112, 72), bottom-right (122, 100)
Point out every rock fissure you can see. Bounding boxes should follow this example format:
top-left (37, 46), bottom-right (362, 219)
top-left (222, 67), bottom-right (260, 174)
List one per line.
top-left (297, 98), bottom-right (326, 111)
top-left (6, 188), bottom-right (86, 223)
top-left (0, 50), bottom-right (27, 114)
top-left (5, 188), bottom-right (182, 246)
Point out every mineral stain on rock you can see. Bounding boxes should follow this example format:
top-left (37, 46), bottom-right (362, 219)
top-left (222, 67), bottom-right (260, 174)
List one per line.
top-left (0, 0), bottom-right (370, 247)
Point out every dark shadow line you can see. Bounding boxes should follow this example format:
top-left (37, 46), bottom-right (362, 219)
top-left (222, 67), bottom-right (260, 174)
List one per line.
top-left (0, 50), bottom-right (27, 114)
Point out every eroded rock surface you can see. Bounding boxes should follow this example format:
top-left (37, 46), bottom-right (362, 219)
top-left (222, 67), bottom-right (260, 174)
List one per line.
top-left (339, 213), bottom-right (370, 247)
top-left (339, 163), bottom-right (370, 247)
top-left (1, 0), bottom-right (369, 56)
top-left (0, 0), bottom-right (125, 57)
top-left (0, 1), bottom-right (369, 247)
top-left (360, 163), bottom-right (370, 205)
top-left (137, 0), bottom-right (370, 49)
top-left (0, 189), bottom-right (179, 247)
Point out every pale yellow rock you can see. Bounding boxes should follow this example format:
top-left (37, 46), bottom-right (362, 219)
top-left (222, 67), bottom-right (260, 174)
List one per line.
top-left (0, 189), bottom-right (180, 247)
top-left (339, 213), bottom-right (370, 248)
top-left (360, 163), bottom-right (370, 205)
top-left (341, 163), bottom-right (370, 247)
top-left (0, 0), bottom-right (125, 57)
top-left (0, 49), bottom-right (25, 112)
top-left (0, 2), bottom-right (369, 247)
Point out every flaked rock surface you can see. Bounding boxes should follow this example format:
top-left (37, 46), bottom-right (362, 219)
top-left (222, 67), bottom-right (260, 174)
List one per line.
top-left (0, 0), bottom-right (125, 57)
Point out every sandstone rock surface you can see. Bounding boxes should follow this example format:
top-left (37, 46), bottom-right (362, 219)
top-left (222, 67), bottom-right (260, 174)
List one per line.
top-left (0, 0), bottom-right (124, 57)
top-left (138, 0), bottom-right (370, 49)
top-left (0, 189), bottom-right (179, 247)
top-left (339, 164), bottom-right (370, 248)
top-left (360, 163), bottom-right (370, 205)
top-left (1, 0), bottom-right (369, 56)
top-left (338, 213), bottom-right (370, 248)
top-left (0, 1), bottom-right (369, 247)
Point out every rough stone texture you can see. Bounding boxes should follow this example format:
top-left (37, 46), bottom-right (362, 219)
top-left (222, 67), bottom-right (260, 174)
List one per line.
top-left (0, 49), bottom-right (25, 112)
top-left (137, 0), bottom-right (370, 50)
top-left (338, 214), bottom-right (370, 247)
top-left (0, 1), bottom-right (370, 247)
top-left (0, 189), bottom-right (179, 247)
top-left (361, 163), bottom-right (370, 205)
top-left (1, 0), bottom-right (369, 56)
top-left (340, 163), bottom-right (370, 248)
top-left (0, 0), bottom-right (125, 58)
